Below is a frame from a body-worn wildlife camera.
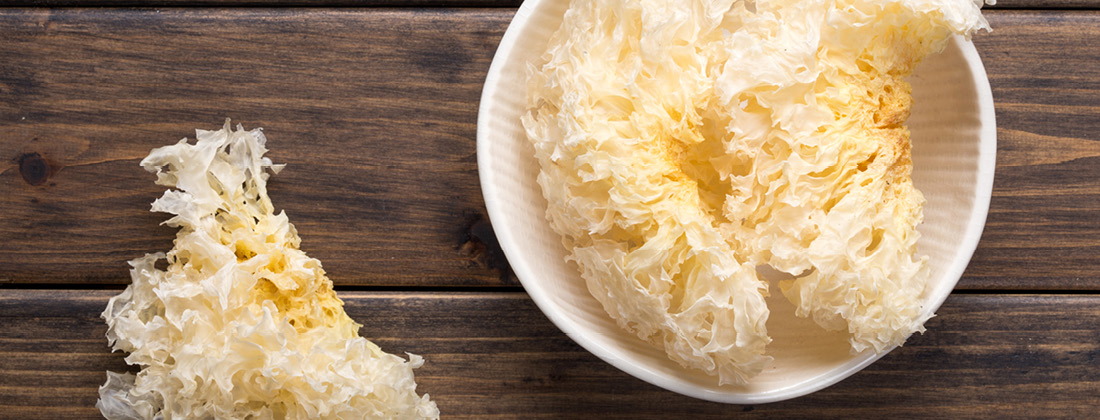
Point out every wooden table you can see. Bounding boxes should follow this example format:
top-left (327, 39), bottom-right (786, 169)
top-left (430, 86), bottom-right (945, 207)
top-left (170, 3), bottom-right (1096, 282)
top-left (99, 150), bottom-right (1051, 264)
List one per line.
top-left (1, 0), bottom-right (1098, 418)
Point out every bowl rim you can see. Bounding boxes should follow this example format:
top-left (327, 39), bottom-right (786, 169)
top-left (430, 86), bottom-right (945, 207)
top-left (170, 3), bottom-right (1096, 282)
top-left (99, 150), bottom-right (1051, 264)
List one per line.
top-left (477, 0), bottom-right (997, 404)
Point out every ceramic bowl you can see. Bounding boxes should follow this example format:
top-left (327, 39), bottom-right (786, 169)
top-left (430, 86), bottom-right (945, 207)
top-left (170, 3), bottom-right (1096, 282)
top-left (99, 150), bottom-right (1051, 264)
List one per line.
top-left (477, 0), bottom-right (996, 403)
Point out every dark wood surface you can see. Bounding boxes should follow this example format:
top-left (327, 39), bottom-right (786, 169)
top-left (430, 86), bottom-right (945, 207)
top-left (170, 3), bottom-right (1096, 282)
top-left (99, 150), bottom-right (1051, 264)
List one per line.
top-left (0, 2), bottom-right (1097, 419)
top-left (2, 290), bottom-right (1098, 419)
top-left (0, 0), bottom-right (1094, 9)
top-left (966, 10), bottom-right (1100, 290)
top-left (0, 8), bottom-right (514, 287)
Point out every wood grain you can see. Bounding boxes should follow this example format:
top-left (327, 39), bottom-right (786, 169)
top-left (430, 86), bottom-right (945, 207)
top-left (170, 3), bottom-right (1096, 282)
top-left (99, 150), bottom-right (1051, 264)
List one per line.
top-left (0, 0), bottom-right (1094, 9)
top-left (966, 10), bottom-right (1100, 289)
top-left (0, 0), bottom-right (523, 6)
top-left (993, 0), bottom-right (1100, 7)
top-left (0, 290), bottom-right (1097, 419)
top-left (0, 9), bottom-right (1098, 290)
top-left (0, 8), bottom-right (514, 287)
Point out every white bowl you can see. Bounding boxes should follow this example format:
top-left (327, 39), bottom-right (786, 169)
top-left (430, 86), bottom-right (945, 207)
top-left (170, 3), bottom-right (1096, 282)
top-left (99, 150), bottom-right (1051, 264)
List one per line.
top-left (477, 0), bottom-right (996, 404)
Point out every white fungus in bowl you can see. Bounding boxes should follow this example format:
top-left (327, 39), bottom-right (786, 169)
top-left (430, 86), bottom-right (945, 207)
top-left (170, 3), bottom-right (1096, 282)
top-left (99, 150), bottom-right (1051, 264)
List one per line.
top-left (523, 0), bottom-right (989, 385)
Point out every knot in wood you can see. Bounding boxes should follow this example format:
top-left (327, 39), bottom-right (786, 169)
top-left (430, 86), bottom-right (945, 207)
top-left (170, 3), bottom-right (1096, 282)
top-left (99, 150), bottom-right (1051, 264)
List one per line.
top-left (18, 152), bottom-right (51, 186)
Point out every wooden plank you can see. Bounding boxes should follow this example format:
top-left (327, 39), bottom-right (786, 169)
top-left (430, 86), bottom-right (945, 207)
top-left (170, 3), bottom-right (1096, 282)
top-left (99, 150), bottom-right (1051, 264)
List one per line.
top-left (0, 0), bottom-right (1095, 9)
top-left (1000, 0), bottom-right (1100, 7)
top-left (0, 290), bottom-right (1097, 418)
top-left (966, 10), bottom-right (1100, 289)
top-left (993, 0), bottom-right (1100, 7)
top-left (0, 9), bottom-right (1099, 290)
top-left (0, 9), bottom-right (515, 287)
top-left (0, 1), bottom-right (523, 6)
